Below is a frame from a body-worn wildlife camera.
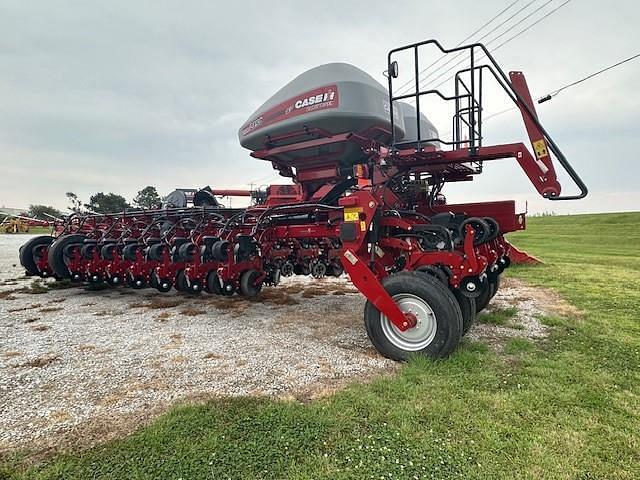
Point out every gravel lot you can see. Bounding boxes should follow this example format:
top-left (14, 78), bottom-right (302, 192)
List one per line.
top-left (0, 234), bottom-right (572, 458)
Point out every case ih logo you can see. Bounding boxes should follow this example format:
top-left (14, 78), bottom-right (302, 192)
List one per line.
top-left (241, 85), bottom-right (339, 136)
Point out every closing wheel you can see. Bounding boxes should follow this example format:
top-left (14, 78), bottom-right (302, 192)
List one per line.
top-left (175, 270), bottom-right (188, 292)
top-left (364, 272), bottom-right (463, 361)
top-left (154, 274), bottom-right (173, 293)
top-left (186, 277), bottom-right (203, 294)
top-left (452, 289), bottom-right (476, 336)
top-left (239, 269), bottom-right (263, 297)
top-left (19, 235), bottom-right (53, 275)
top-left (47, 234), bottom-right (86, 278)
top-left (489, 274), bottom-right (501, 300)
top-left (129, 275), bottom-right (147, 289)
top-left (206, 271), bottom-right (222, 294)
top-left (475, 274), bottom-right (500, 313)
top-left (107, 274), bottom-right (122, 286)
top-left (280, 261), bottom-right (294, 277)
top-left (310, 262), bottom-right (327, 279)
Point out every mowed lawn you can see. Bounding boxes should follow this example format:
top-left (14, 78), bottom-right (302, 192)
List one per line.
top-left (3, 212), bottom-right (639, 479)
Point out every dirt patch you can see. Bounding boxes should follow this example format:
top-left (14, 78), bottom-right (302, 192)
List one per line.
top-left (38, 307), bottom-right (63, 313)
top-left (467, 277), bottom-right (577, 352)
top-left (16, 354), bottom-right (60, 368)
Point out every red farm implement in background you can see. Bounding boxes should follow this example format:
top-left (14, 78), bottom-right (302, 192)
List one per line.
top-left (19, 40), bottom-right (586, 360)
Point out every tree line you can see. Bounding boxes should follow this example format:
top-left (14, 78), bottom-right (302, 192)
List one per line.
top-left (24, 186), bottom-right (163, 219)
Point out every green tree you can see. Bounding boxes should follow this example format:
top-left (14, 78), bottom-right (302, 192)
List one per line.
top-left (133, 186), bottom-right (162, 209)
top-left (66, 192), bottom-right (83, 213)
top-left (85, 192), bottom-right (130, 214)
top-left (27, 204), bottom-right (63, 220)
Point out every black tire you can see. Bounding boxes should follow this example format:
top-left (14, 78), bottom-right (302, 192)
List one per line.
top-left (175, 270), bottom-right (188, 292)
top-left (177, 242), bottom-right (197, 262)
top-left (100, 243), bottom-right (117, 261)
top-left (364, 272), bottom-right (463, 361)
top-left (212, 240), bottom-right (231, 262)
top-left (416, 265), bottom-right (449, 285)
top-left (452, 289), bottom-right (476, 336)
top-left (19, 235), bottom-right (53, 275)
top-left (147, 243), bottom-right (166, 261)
top-left (122, 244), bottom-right (140, 261)
top-left (155, 274), bottom-right (173, 293)
top-left (483, 217), bottom-right (500, 242)
top-left (475, 275), bottom-right (501, 313)
top-left (458, 217), bottom-right (491, 246)
top-left (206, 271), bottom-right (222, 294)
top-left (490, 275), bottom-right (501, 300)
top-left (129, 275), bottom-right (147, 289)
top-left (47, 234), bottom-right (86, 278)
top-left (239, 269), bottom-right (263, 297)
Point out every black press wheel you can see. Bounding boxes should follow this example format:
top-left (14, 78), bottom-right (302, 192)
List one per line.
top-left (475, 274), bottom-right (501, 313)
top-left (364, 272), bottom-right (463, 361)
top-left (175, 270), bottom-right (188, 292)
top-left (19, 235), bottom-right (53, 276)
top-left (239, 269), bottom-right (263, 297)
top-left (155, 275), bottom-right (173, 293)
top-left (206, 271), bottom-right (222, 294)
top-left (452, 289), bottom-right (476, 336)
top-left (489, 274), bottom-right (501, 300)
top-left (47, 234), bottom-right (86, 278)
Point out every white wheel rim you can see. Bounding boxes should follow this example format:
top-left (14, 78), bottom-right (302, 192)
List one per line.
top-left (381, 293), bottom-right (437, 351)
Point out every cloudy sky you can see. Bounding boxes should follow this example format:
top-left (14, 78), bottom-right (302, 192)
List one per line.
top-left (0, 0), bottom-right (638, 214)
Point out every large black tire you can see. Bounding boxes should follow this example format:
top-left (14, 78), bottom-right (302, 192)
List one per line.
top-left (47, 234), bottom-right (86, 278)
top-left (19, 235), bottom-right (53, 275)
top-left (239, 269), bottom-right (263, 297)
top-left (364, 272), bottom-right (463, 361)
top-left (415, 269), bottom-right (475, 336)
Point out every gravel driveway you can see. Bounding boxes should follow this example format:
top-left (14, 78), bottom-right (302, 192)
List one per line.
top-left (0, 234), bottom-right (569, 459)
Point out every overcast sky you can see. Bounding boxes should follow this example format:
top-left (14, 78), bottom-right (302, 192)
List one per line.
top-left (0, 0), bottom-right (638, 214)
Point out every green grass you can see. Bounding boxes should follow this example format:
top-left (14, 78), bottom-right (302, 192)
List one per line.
top-left (477, 306), bottom-right (518, 326)
top-left (3, 212), bottom-right (639, 479)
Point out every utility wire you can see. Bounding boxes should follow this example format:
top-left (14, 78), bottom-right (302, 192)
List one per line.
top-left (538, 52), bottom-right (640, 102)
top-left (428, 0), bottom-right (569, 91)
top-left (410, 0), bottom-right (545, 93)
top-left (394, 0), bottom-right (525, 94)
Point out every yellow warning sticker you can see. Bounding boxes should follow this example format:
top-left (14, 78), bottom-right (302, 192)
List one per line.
top-left (360, 221), bottom-right (367, 232)
top-left (533, 139), bottom-right (549, 159)
top-left (343, 207), bottom-right (361, 222)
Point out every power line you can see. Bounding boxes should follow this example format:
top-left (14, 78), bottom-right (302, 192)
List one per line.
top-left (428, 0), bottom-right (569, 91)
top-left (413, 0), bottom-right (546, 92)
top-left (395, 0), bottom-right (526, 94)
top-left (538, 52), bottom-right (640, 103)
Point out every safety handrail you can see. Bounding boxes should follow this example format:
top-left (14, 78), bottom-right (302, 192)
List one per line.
top-left (387, 39), bottom-right (587, 200)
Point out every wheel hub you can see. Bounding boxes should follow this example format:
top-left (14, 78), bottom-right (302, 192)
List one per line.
top-left (381, 293), bottom-right (437, 351)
